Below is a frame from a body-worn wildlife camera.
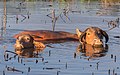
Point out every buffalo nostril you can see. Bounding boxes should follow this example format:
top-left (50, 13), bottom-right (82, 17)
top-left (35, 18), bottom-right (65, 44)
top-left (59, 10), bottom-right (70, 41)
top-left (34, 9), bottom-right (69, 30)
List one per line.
top-left (93, 39), bottom-right (97, 42)
top-left (93, 39), bottom-right (103, 45)
top-left (100, 39), bottom-right (102, 42)
top-left (97, 40), bottom-right (102, 43)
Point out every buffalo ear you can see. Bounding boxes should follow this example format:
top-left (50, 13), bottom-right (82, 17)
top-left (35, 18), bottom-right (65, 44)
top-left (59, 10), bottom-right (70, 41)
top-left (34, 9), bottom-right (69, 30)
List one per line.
top-left (80, 32), bottom-right (86, 43)
top-left (76, 28), bottom-right (83, 38)
top-left (16, 34), bottom-right (22, 40)
top-left (16, 36), bottom-right (19, 40)
top-left (27, 34), bottom-right (34, 42)
top-left (16, 34), bottom-right (21, 40)
top-left (101, 30), bottom-right (109, 43)
top-left (79, 28), bottom-right (90, 43)
top-left (30, 35), bottom-right (34, 40)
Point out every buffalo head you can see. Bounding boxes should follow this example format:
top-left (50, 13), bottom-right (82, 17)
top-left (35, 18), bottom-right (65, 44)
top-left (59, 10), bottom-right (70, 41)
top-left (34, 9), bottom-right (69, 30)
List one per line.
top-left (76, 27), bottom-right (109, 47)
top-left (14, 34), bottom-right (34, 49)
top-left (14, 34), bottom-right (46, 50)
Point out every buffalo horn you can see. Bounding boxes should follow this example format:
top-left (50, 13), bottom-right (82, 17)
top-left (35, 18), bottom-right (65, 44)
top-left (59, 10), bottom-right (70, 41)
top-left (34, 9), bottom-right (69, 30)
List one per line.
top-left (101, 30), bottom-right (109, 43)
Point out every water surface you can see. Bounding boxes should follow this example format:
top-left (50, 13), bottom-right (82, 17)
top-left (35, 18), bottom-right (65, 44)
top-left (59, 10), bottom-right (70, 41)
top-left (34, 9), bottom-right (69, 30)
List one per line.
top-left (0, 0), bottom-right (120, 75)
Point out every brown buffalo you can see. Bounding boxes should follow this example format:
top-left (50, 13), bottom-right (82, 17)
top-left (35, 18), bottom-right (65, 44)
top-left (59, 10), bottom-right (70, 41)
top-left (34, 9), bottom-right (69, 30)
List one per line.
top-left (14, 30), bottom-right (78, 49)
top-left (14, 30), bottom-right (78, 42)
top-left (14, 27), bottom-right (109, 49)
top-left (76, 27), bottom-right (109, 47)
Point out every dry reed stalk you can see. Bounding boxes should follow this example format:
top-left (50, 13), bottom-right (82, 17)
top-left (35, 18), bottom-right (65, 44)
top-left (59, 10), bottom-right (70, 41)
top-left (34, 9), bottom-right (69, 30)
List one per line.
top-left (3, 0), bottom-right (7, 33)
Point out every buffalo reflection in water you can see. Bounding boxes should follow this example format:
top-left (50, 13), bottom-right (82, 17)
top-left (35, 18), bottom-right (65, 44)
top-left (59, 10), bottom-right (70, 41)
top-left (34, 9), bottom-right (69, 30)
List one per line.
top-left (76, 44), bottom-right (108, 58)
top-left (15, 48), bottom-right (44, 58)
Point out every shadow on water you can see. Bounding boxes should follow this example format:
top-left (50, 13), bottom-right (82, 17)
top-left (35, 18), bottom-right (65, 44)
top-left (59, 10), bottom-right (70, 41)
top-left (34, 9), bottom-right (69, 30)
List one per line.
top-left (76, 44), bottom-right (109, 59)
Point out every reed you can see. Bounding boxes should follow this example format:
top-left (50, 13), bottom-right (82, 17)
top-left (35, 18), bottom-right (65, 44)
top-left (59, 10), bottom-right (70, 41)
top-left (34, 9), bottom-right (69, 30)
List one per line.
top-left (3, 0), bottom-right (7, 34)
top-left (1, 0), bottom-right (7, 37)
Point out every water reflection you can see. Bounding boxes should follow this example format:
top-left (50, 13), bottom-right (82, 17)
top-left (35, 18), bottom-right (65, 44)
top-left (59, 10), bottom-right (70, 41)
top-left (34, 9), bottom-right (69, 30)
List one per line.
top-left (76, 44), bottom-right (108, 59)
top-left (15, 48), bottom-right (44, 58)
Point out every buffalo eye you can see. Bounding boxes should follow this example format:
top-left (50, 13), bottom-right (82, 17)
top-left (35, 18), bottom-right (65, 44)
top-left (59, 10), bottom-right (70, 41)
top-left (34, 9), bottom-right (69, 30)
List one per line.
top-left (27, 38), bottom-right (30, 40)
top-left (25, 37), bottom-right (30, 42)
top-left (87, 33), bottom-right (90, 35)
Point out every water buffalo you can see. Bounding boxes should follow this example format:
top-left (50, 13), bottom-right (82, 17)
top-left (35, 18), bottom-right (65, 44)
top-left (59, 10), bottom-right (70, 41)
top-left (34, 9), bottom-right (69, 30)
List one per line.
top-left (14, 30), bottom-right (78, 42)
top-left (76, 27), bottom-right (109, 47)
top-left (14, 27), bottom-right (109, 49)
top-left (14, 30), bottom-right (78, 49)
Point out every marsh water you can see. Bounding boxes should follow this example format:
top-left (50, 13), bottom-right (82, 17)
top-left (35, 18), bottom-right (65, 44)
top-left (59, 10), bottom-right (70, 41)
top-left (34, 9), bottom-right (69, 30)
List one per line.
top-left (0, 0), bottom-right (120, 75)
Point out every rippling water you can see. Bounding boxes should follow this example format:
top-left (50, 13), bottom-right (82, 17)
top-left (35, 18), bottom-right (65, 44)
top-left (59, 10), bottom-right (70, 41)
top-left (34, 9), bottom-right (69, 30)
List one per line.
top-left (0, 0), bottom-right (120, 75)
